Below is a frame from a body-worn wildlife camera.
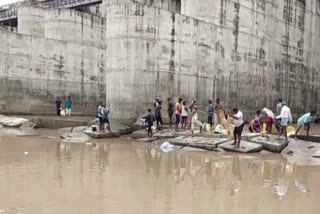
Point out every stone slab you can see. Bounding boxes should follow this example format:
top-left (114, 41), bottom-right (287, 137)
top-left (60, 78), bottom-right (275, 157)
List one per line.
top-left (131, 130), bottom-right (149, 139)
top-left (281, 139), bottom-right (320, 166)
top-left (170, 137), bottom-right (229, 151)
top-left (84, 130), bottom-right (120, 139)
top-left (294, 135), bottom-right (320, 143)
top-left (218, 141), bottom-right (263, 153)
top-left (242, 133), bottom-right (261, 141)
top-left (153, 131), bottom-right (175, 139)
top-left (174, 131), bottom-right (227, 139)
top-left (250, 135), bottom-right (289, 153)
top-left (20, 121), bottom-right (37, 129)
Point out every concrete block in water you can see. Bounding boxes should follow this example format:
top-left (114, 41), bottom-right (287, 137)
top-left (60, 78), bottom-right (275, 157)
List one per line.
top-left (218, 141), bottom-right (263, 153)
top-left (153, 131), bottom-right (175, 139)
top-left (250, 135), bottom-right (288, 153)
top-left (131, 130), bottom-right (149, 139)
top-left (84, 130), bottom-right (120, 139)
top-left (170, 137), bottom-right (229, 150)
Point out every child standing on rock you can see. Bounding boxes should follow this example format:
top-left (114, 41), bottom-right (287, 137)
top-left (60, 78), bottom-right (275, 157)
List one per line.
top-left (144, 109), bottom-right (155, 137)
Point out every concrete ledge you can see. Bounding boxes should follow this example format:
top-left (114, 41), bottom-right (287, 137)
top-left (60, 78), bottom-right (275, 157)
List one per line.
top-left (294, 135), bottom-right (320, 143)
top-left (219, 141), bottom-right (263, 153)
top-left (250, 135), bottom-right (289, 153)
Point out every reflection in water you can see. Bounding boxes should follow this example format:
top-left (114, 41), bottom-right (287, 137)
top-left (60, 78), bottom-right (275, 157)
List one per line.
top-left (0, 137), bottom-right (319, 214)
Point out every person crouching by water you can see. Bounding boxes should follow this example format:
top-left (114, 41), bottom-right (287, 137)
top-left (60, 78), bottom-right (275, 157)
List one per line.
top-left (191, 106), bottom-right (203, 136)
top-left (276, 102), bottom-right (292, 143)
top-left (155, 100), bottom-right (163, 130)
top-left (143, 108), bottom-right (155, 137)
top-left (229, 108), bottom-right (244, 148)
top-left (294, 110), bottom-right (317, 139)
top-left (249, 110), bottom-right (261, 133)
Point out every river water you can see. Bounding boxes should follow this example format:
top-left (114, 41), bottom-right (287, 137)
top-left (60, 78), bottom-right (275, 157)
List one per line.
top-left (0, 133), bottom-right (319, 214)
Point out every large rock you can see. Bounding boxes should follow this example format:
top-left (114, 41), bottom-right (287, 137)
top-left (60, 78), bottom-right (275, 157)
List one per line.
top-left (281, 139), bottom-right (320, 166)
top-left (219, 141), bottom-right (263, 153)
top-left (250, 135), bottom-right (289, 153)
top-left (174, 130), bottom-right (227, 138)
top-left (170, 136), bottom-right (229, 150)
top-left (0, 115), bottom-right (29, 127)
top-left (242, 133), bottom-right (261, 141)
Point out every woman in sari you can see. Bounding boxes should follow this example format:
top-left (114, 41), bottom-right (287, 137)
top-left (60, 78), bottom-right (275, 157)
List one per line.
top-left (215, 98), bottom-right (225, 125)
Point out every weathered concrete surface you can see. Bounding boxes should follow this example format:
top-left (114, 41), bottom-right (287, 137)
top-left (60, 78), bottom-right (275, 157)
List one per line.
top-left (241, 133), bottom-right (261, 141)
top-left (281, 139), bottom-right (320, 166)
top-left (0, 7), bottom-right (106, 115)
top-left (250, 135), bottom-right (289, 153)
top-left (104, 0), bottom-right (320, 122)
top-left (170, 136), bottom-right (228, 150)
top-left (219, 141), bottom-right (263, 153)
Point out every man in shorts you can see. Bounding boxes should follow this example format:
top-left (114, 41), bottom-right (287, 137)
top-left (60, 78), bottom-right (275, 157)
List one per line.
top-left (208, 100), bottom-right (214, 128)
top-left (276, 102), bottom-right (292, 142)
top-left (167, 98), bottom-right (174, 127)
top-left (294, 110), bottom-right (316, 138)
top-left (229, 108), bottom-right (244, 148)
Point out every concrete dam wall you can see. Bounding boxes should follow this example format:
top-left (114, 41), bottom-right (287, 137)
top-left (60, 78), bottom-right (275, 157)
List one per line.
top-left (104, 0), bottom-right (320, 122)
top-left (0, 6), bottom-right (106, 115)
top-left (0, 0), bottom-right (320, 122)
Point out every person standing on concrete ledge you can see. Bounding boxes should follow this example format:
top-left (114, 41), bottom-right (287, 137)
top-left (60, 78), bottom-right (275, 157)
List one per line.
top-left (294, 110), bottom-right (317, 138)
top-left (215, 98), bottom-right (225, 125)
top-left (65, 96), bottom-right (72, 116)
top-left (175, 98), bottom-right (183, 131)
top-left (143, 109), bottom-right (155, 137)
top-left (229, 108), bottom-right (244, 148)
top-left (181, 101), bottom-right (188, 131)
top-left (208, 100), bottom-right (214, 129)
top-left (191, 106), bottom-right (202, 136)
top-left (167, 98), bottom-right (174, 127)
top-left (276, 102), bottom-right (292, 143)
top-left (55, 97), bottom-right (62, 116)
top-left (103, 104), bottom-right (111, 131)
top-left (275, 98), bottom-right (283, 132)
top-left (155, 100), bottom-right (163, 130)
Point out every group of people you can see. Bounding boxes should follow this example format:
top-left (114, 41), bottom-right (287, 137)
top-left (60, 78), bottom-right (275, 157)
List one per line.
top-left (248, 98), bottom-right (317, 143)
top-left (143, 97), bottom-right (238, 138)
top-left (144, 96), bottom-right (318, 148)
top-left (55, 96), bottom-right (72, 116)
top-left (97, 102), bottom-right (111, 132)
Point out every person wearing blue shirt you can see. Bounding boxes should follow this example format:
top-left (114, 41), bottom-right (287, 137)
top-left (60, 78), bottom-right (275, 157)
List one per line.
top-left (294, 111), bottom-right (316, 138)
top-left (208, 100), bottom-right (214, 128)
top-left (65, 96), bottom-right (72, 116)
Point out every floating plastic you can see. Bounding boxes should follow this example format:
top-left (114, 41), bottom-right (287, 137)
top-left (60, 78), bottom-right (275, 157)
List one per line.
top-left (160, 142), bottom-right (175, 153)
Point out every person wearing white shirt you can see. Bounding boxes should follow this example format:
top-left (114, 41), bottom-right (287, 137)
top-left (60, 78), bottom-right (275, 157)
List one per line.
top-left (229, 108), bottom-right (244, 148)
top-left (191, 106), bottom-right (203, 136)
top-left (276, 102), bottom-right (292, 142)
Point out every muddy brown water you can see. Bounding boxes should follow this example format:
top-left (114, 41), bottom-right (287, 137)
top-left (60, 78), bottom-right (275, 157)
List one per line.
top-left (0, 128), bottom-right (320, 214)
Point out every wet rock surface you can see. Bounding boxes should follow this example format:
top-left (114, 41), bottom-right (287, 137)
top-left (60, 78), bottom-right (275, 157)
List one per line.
top-left (169, 136), bottom-right (229, 150)
top-left (218, 141), bottom-right (263, 153)
top-left (281, 139), bottom-right (320, 166)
